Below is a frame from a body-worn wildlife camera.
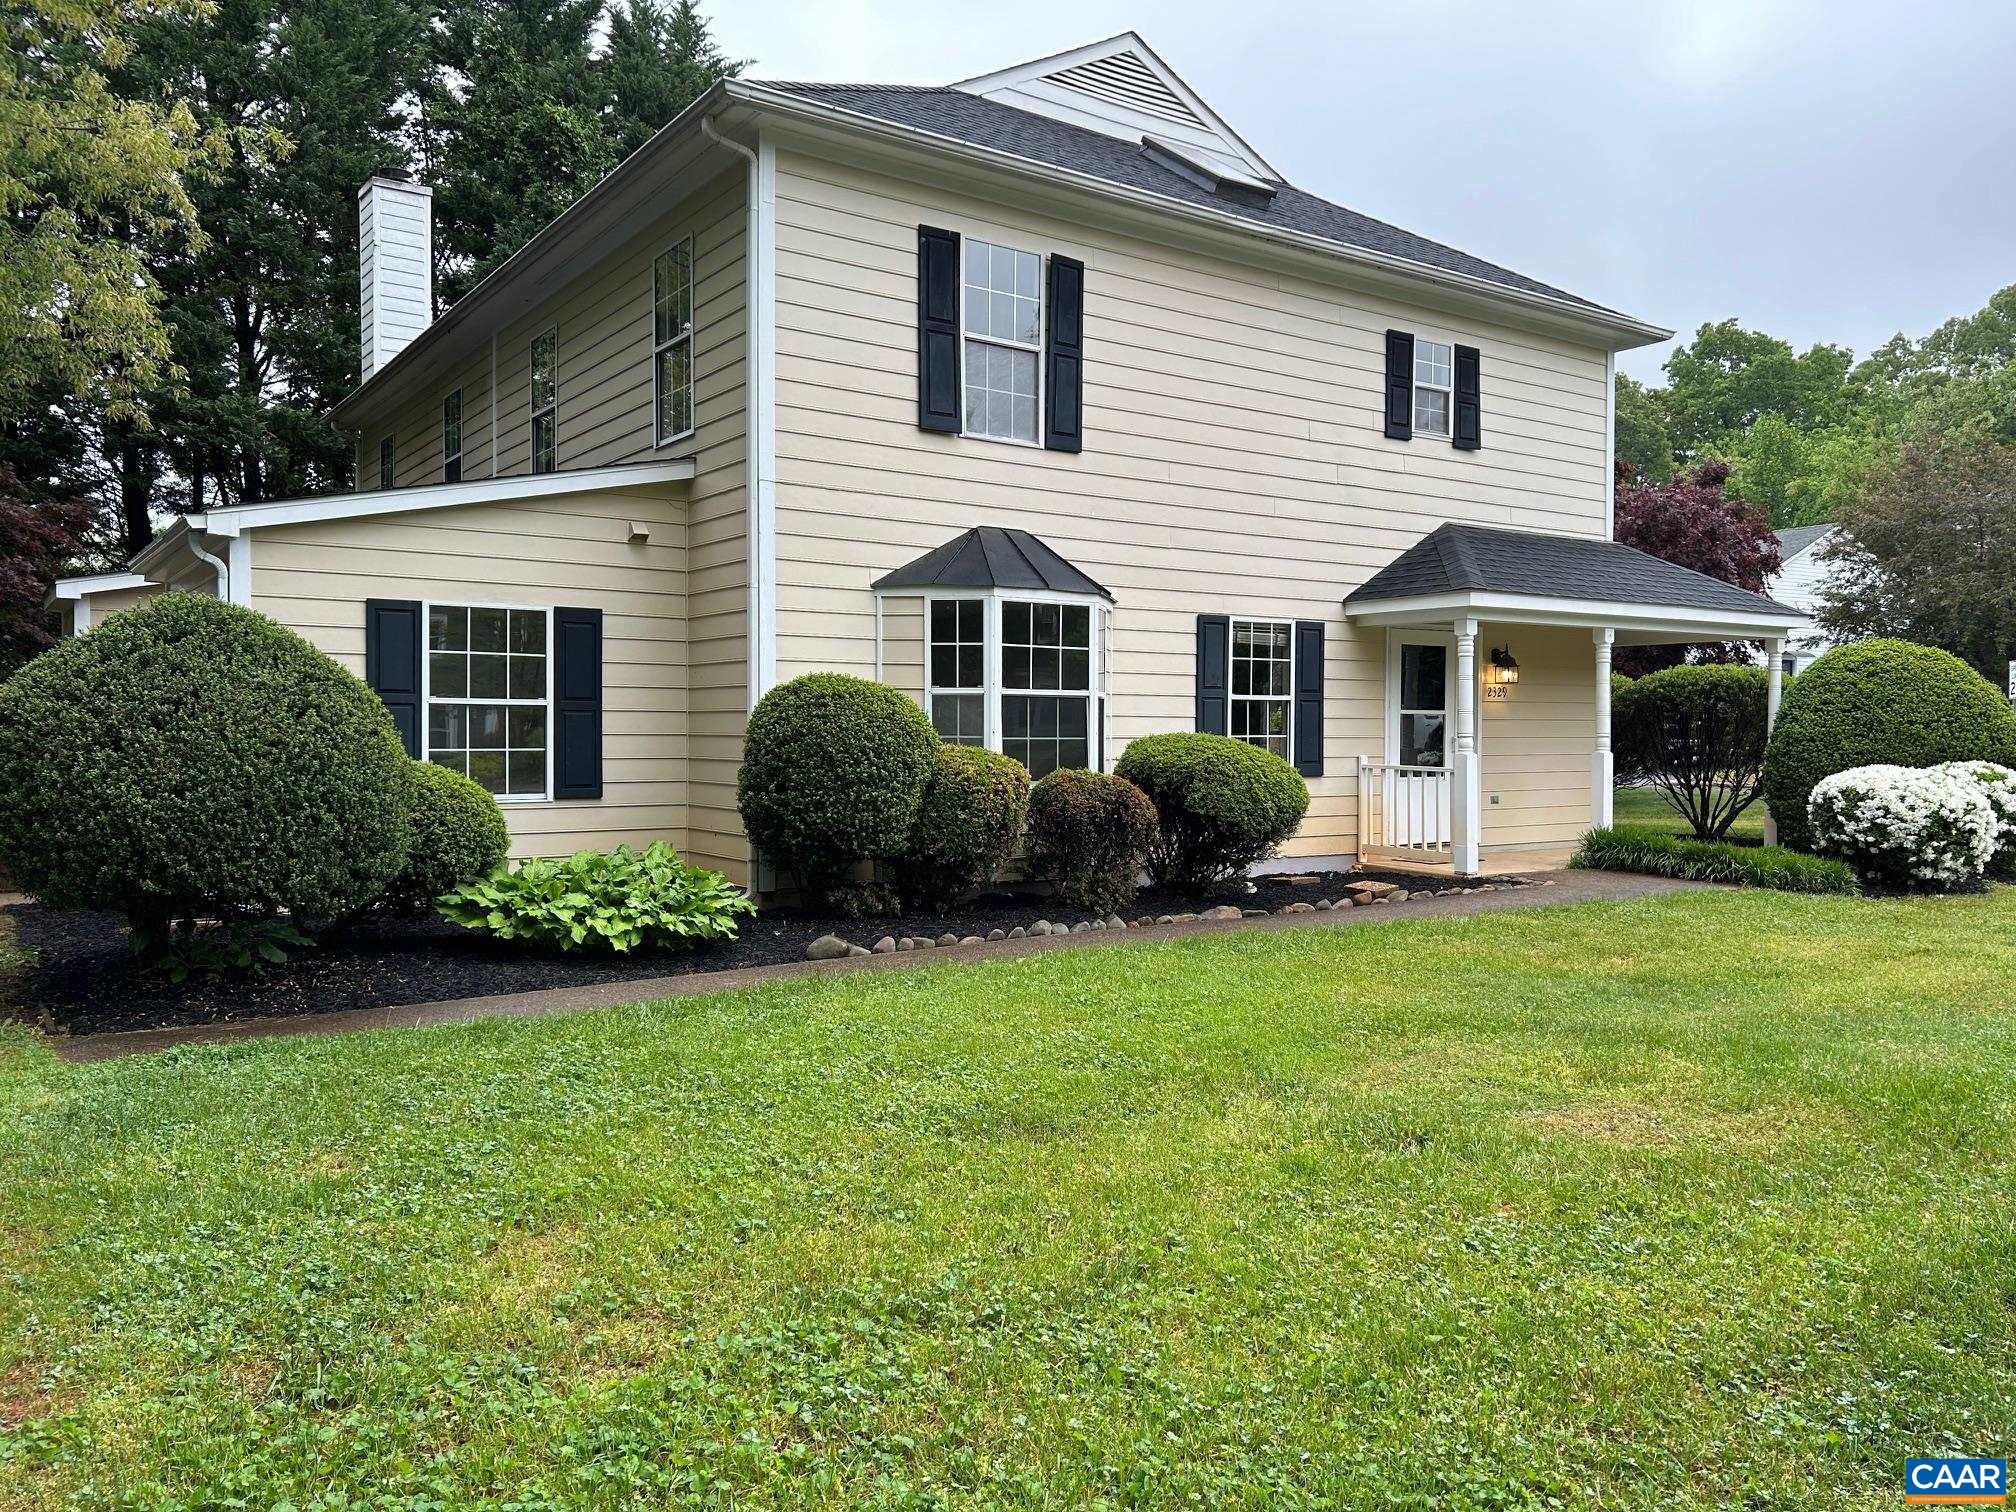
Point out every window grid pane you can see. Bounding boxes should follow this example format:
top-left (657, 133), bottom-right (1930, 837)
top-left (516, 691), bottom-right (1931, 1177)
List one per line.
top-left (1229, 619), bottom-right (1292, 757)
top-left (378, 436), bottom-right (395, 489)
top-left (962, 238), bottom-right (1042, 443)
top-left (427, 604), bottom-right (549, 798)
top-left (530, 331), bottom-right (557, 471)
top-left (653, 239), bottom-right (695, 444)
top-left (1412, 339), bottom-right (1453, 436)
top-left (1398, 643), bottom-right (1448, 768)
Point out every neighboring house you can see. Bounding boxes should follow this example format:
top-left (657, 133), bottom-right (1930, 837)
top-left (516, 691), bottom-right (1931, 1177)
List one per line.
top-left (50, 32), bottom-right (1806, 883)
top-left (1763, 524), bottom-right (1839, 675)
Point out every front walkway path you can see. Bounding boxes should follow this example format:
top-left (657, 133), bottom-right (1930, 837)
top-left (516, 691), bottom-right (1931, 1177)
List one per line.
top-left (52, 872), bottom-right (1705, 1063)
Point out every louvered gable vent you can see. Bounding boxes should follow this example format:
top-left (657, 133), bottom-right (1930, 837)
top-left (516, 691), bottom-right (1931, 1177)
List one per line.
top-left (1050, 51), bottom-right (1205, 128)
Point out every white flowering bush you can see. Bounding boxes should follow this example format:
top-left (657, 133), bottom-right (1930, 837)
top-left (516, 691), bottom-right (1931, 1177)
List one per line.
top-left (1808, 764), bottom-right (1997, 891)
top-left (1938, 760), bottom-right (2016, 878)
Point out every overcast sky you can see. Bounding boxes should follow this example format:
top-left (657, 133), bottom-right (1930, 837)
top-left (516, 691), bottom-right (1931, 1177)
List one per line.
top-left (709, 0), bottom-right (2016, 381)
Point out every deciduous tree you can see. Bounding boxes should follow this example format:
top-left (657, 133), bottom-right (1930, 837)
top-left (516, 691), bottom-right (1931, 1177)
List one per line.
top-left (1613, 459), bottom-right (1780, 675)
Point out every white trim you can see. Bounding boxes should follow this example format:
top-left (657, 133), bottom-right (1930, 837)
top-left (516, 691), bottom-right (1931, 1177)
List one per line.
top-left (952, 31), bottom-right (1281, 183)
top-left (1409, 335), bottom-right (1456, 440)
top-left (1227, 614), bottom-right (1295, 760)
top-left (1384, 629), bottom-right (1459, 768)
top-left (1763, 635), bottom-right (1785, 846)
top-left (1604, 351), bottom-right (1616, 540)
top-left (184, 534), bottom-right (231, 601)
top-left (1591, 628), bottom-right (1614, 829)
top-left (651, 235), bottom-right (697, 448)
top-left (957, 233), bottom-right (1047, 448)
top-left (189, 460), bottom-right (695, 533)
top-left (419, 600), bottom-right (556, 805)
top-left (1347, 589), bottom-right (1806, 641)
top-left (917, 586), bottom-right (1108, 775)
top-left (226, 533), bottom-right (252, 607)
top-left (48, 572), bottom-right (150, 605)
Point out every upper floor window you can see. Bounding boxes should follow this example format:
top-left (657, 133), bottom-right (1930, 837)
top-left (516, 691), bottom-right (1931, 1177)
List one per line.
top-left (1412, 339), bottom-right (1453, 437)
top-left (923, 594), bottom-right (1105, 778)
top-left (442, 389), bottom-right (462, 484)
top-left (961, 239), bottom-right (1042, 444)
top-left (653, 239), bottom-right (694, 445)
top-left (1229, 618), bottom-right (1293, 757)
top-left (378, 435), bottom-right (395, 490)
top-left (426, 603), bottom-right (549, 799)
top-left (530, 330), bottom-right (556, 473)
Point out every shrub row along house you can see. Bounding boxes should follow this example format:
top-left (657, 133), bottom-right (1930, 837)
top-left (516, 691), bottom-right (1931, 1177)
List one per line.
top-left (50, 32), bottom-right (1808, 885)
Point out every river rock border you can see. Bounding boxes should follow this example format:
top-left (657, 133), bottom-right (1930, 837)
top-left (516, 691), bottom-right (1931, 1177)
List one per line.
top-left (803, 877), bottom-right (1553, 959)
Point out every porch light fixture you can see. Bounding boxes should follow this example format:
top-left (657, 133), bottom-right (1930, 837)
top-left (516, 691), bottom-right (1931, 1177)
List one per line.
top-left (1487, 646), bottom-right (1521, 686)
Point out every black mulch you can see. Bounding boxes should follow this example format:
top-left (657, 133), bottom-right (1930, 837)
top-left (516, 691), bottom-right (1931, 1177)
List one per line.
top-left (5, 866), bottom-right (1537, 1037)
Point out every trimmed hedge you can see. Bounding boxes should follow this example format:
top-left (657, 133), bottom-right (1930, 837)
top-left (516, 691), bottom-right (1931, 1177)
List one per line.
top-left (1571, 825), bottom-right (1858, 894)
top-left (0, 594), bottom-right (411, 928)
top-left (737, 673), bottom-right (938, 904)
top-left (1115, 732), bottom-right (1309, 894)
top-left (387, 761), bottom-right (511, 909)
top-left (1763, 639), bottom-right (2016, 852)
top-left (894, 744), bottom-right (1029, 906)
top-left (1025, 769), bottom-right (1157, 915)
top-left (1611, 663), bottom-right (1769, 840)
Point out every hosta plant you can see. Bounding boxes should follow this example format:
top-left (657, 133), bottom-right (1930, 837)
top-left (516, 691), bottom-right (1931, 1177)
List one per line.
top-left (1938, 761), bottom-right (2016, 878)
top-left (439, 842), bottom-right (756, 953)
top-left (1807, 764), bottom-right (1997, 891)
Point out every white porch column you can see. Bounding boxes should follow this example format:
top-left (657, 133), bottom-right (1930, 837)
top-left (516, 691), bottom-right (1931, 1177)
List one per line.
top-left (1763, 637), bottom-right (1784, 845)
top-left (1592, 628), bottom-right (1615, 829)
top-left (1451, 618), bottom-right (1481, 876)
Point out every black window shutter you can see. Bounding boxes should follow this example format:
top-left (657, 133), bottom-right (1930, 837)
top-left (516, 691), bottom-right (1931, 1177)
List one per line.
top-left (1383, 329), bottom-right (1414, 440)
top-left (1452, 343), bottom-right (1482, 451)
top-left (553, 606), bottom-right (604, 799)
top-left (1292, 620), bottom-right (1325, 777)
top-left (364, 598), bottom-right (422, 757)
top-left (1195, 614), bottom-right (1229, 735)
top-left (1043, 254), bottom-right (1084, 452)
top-left (917, 225), bottom-right (962, 433)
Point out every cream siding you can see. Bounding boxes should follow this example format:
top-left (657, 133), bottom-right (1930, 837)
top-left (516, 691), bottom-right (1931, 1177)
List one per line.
top-left (341, 169), bottom-right (751, 879)
top-left (769, 145), bottom-right (1609, 859)
top-left (1476, 625), bottom-right (1597, 849)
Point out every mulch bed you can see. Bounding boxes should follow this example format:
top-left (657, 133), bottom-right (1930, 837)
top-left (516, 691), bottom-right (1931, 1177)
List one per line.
top-left (4, 867), bottom-right (1539, 1037)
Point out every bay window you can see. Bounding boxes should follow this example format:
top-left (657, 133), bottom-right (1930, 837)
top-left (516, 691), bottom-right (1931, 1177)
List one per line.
top-left (919, 592), bottom-right (1107, 778)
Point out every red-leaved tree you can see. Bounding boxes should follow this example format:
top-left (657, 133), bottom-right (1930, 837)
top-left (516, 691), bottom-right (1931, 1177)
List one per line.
top-left (1613, 459), bottom-right (1781, 675)
top-left (0, 469), bottom-right (94, 676)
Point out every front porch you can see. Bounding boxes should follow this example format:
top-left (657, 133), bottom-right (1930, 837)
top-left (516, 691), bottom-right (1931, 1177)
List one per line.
top-left (1343, 524), bottom-right (1808, 877)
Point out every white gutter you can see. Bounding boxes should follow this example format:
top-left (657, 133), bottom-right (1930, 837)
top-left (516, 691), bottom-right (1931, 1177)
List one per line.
top-left (184, 532), bottom-right (231, 601)
top-left (701, 112), bottom-right (778, 709)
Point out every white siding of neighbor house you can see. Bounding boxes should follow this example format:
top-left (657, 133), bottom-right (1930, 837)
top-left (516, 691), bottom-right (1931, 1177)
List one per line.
top-left (1768, 534), bottom-right (1837, 669)
top-left (768, 144), bottom-right (1612, 859)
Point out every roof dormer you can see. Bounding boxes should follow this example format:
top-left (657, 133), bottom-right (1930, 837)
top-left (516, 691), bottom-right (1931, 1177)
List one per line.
top-left (954, 32), bottom-right (1278, 186)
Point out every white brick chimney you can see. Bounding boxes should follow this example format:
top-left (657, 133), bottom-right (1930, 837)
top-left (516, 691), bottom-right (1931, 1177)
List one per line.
top-left (358, 171), bottom-right (433, 381)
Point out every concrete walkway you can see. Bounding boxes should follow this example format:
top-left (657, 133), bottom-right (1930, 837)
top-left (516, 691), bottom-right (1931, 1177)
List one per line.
top-left (50, 871), bottom-right (1706, 1063)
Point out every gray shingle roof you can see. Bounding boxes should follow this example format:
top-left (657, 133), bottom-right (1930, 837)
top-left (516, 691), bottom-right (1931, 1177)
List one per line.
top-left (1774, 523), bottom-right (1835, 562)
top-left (1344, 523), bottom-right (1797, 616)
top-left (873, 526), bottom-right (1114, 600)
top-left (757, 83), bottom-right (1620, 316)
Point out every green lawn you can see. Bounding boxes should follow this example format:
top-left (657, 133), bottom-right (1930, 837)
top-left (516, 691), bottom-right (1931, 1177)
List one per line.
top-left (1613, 783), bottom-right (1768, 839)
top-left (5, 888), bottom-right (2016, 1506)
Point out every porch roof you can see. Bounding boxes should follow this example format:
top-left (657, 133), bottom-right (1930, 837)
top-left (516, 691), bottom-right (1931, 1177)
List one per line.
top-left (1344, 523), bottom-right (1806, 642)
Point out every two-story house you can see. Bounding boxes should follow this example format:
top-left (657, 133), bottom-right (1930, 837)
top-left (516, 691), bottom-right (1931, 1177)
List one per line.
top-left (52, 33), bottom-right (1806, 883)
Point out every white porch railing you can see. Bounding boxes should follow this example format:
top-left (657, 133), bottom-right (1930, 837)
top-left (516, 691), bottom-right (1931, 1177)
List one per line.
top-left (1356, 757), bottom-right (1453, 858)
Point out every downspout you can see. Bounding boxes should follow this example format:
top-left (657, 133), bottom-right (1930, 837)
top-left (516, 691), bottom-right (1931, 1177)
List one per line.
top-left (186, 533), bottom-right (230, 602)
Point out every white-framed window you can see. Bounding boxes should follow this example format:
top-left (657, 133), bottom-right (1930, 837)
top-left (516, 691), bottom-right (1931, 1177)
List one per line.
top-left (378, 435), bottom-right (395, 490)
top-left (1229, 618), bottom-right (1293, 757)
top-left (529, 330), bottom-right (557, 473)
top-left (918, 591), bottom-right (1107, 779)
top-left (1386, 633), bottom-right (1453, 768)
top-left (424, 602), bottom-right (552, 801)
top-left (927, 597), bottom-right (985, 745)
top-left (961, 238), bottom-right (1043, 444)
top-left (442, 389), bottom-right (462, 484)
top-left (1412, 338), bottom-right (1454, 437)
top-left (653, 238), bottom-right (694, 446)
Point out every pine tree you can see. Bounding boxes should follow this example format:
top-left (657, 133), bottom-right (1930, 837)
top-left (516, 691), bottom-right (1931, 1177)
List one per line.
top-left (600, 0), bottom-right (743, 160)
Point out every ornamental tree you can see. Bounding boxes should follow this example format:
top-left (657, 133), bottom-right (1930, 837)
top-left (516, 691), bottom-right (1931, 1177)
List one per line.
top-left (1611, 664), bottom-right (1769, 841)
top-left (1612, 459), bottom-right (1780, 676)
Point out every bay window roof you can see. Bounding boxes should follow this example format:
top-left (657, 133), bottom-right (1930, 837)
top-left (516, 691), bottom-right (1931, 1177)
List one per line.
top-left (872, 526), bottom-right (1113, 601)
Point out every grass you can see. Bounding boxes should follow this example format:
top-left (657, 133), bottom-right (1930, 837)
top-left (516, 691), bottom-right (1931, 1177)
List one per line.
top-left (5, 888), bottom-right (2016, 1506)
top-left (1573, 825), bottom-right (1859, 894)
top-left (1613, 783), bottom-right (1767, 840)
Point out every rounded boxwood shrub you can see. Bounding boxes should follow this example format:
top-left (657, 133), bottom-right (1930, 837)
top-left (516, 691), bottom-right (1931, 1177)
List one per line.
top-left (1115, 732), bottom-right (1310, 894)
top-left (737, 672), bottom-right (938, 904)
top-left (893, 744), bottom-right (1029, 907)
top-left (0, 593), bottom-right (411, 929)
top-left (1763, 639), bottom-right (2016, 851)
top-left (1808, 764), bottom-right (1997, 891)
top-left (386, 760), bottom-right (511, 909)
top-left (1024, 769), bottom-right (1157, 915)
